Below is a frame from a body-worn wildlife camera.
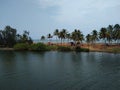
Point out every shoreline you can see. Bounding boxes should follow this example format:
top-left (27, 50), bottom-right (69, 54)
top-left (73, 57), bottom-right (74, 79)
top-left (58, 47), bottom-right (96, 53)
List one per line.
top-left (0, 48), bottom-right (14, 51)
top-left (0, 43), bottom-right (120, 53)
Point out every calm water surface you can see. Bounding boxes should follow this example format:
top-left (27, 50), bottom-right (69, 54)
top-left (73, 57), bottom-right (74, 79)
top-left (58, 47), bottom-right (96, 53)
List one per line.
top-left (0, 51), bottom-right (120, 90)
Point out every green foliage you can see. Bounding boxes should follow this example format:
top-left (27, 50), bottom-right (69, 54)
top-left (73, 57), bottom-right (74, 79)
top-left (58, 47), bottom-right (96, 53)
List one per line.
top-left (13, 43), bottom-right (29, 50)
top-left (86, 34), bottom-right (92, 43)
top-left (111, 48), bottom-right (120, 53)
top-left (0, 26), bottom-right (17, 47)
top-left (29, 43), bottom-right (48, 51)
top-left (41, 36), bottom-right (45, 40)
top-left (57, 46), bottom-right (72, 51)
top-left (0, 24), bottom-right (120, 50)
top-left (58, 29), bottom-right (67, 44)
top-left (54, 29), bottom-right (59, 36)
top-left (46, 45), bottom-right (58, 51)
top-left (16, 31), bottom-right (33, 44)
top-left (0, 26), bottom-right (33, 48)
top-left (71, 29), bottom-right (84, 43)
top-left (75, 46), bottom-right (89, 52)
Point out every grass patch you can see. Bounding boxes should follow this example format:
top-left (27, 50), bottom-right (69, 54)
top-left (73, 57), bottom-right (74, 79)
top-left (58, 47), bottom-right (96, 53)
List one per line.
top-left (111, 47), bottom-right (120, 53)
top-left (46, 45), bottom-right (58, 51)
top-left (29, 43), bottom-right (48, 51)
top-left (75, 46), bottom-right (89, 52)
top-left (13, 43), bottom-right (29, 50)
top-left (13, 43), bottom-right (90, 52)
top-left (57, 46), bottom-right (72, 51)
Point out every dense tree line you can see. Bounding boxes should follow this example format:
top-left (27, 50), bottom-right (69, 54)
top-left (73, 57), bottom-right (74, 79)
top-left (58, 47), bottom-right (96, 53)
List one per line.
top-left (0, 26), bottom-right (33, 47)
top-left (41, 24), bottom-right (120, 45)
top-left (1, 24), bottom-right (120, 48)
top-left (86, 24), bottom-right (120, 45)
top-left (41, 29), bottom-right (84, 44)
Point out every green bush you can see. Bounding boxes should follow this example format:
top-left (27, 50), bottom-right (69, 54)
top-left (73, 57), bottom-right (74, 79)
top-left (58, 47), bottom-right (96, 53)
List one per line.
top-left (46, 45), bottom-right (58, 51)
top-left (29, 43), bottom-right (48, 51)
top-left (57, 46), bottom-right (72, 51)
top-left (75, 46), bottom-right (89, 52)
top-left (112, 48), bottom-right (120, 53)
top-left (13, 43), bottom-right (29, 50)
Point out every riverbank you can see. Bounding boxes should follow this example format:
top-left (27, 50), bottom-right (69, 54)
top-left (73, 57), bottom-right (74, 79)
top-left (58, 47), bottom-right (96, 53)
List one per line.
top-left (82, 44), bottom-right (120, 53)
top-left (48, 43), bottom-right (120, 53)
top-left (0, 48), bottom-right (14, 51)
top-left (0, 43), bottom-right (120, 53)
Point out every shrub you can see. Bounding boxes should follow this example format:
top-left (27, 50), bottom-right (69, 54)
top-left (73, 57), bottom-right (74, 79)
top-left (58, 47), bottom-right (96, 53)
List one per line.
top-left (57, 46), bottom-right (72, 51)
top-left (13, 43), bottom-right (29, 50)
top-left (75, 46), bottom-right (89, 52)
top-left (46, 45), bottom-right (58, 51)
top-left (81, 48), bottom-right (89, 52)
top-left (29, 43), bottom-right (48, 51)
top-left (112, 48), bottom-right (120, 53)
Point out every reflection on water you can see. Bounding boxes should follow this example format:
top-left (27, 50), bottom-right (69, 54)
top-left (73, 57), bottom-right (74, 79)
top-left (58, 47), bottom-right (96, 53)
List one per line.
top-left (0, 51), bottom-right (120, 90)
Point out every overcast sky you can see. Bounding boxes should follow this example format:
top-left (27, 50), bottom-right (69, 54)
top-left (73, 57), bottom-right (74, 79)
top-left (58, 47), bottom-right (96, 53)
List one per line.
top-left (0, 0), bottom-right (120, 39)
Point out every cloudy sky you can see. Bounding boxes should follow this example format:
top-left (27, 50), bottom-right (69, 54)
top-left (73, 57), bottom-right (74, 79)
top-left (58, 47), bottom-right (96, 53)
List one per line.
top-left (0, 0), bottom-right (120, 39)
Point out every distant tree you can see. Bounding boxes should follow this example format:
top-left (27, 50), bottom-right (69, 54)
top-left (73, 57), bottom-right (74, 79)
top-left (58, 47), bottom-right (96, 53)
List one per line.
top-left (62, 29), bottom-right (67, 43)
top-left (0, 30), bottom-right (4, 46)
top-left (47, 33), bottom-right (52, 42)
top-left (107, 25), bottom-right (113, 44)
top-left (71, 29), bottom-right (84, 44)
top-left (22, 31), bottom-right (29, 42)
top-left (58, 31), bottom-right (65, 44)
top-left (79, 33), bottom-right (84, 43)
top-left (71, 29), bottom-right (78, 43)
top-left (54, 29), bottom-right (59, 43)
top-left (91, 30), bottom-right (98, 44)
top-left (16, 34), bottom-right (22, 42)
top-left (57, 29), bottom-right (67, 44)
top-left (106, 32), bottom-right (111, 44)
top-left (86, 34), bottom-right (92, 48)
top-left (86, 34), bottom-right (91, 43)
top-left (3, 26), bottom-right (17, 47)
top-left (66, 33), bottom-right (71, 42)
top-left (16, 30), bottom-right (33, 44)
top-left (40, 35), bottom-right (45, 43)
top-left (28, 37), bottom-right (33, 44)
top-left (113, 24), bottom-right (120, 44)
top-left (99, 28), bottom-right (107, 44)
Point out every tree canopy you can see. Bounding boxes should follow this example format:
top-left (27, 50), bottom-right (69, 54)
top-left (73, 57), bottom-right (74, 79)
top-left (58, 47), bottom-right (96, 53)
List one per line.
top-left (0, 26), bottom-right (33, 47)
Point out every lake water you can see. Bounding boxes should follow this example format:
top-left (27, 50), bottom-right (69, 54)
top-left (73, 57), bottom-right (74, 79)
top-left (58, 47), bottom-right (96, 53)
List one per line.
top-left (0, 51), bottom-right (120, 90)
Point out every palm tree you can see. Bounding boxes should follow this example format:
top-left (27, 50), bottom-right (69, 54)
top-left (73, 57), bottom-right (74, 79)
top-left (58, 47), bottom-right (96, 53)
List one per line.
top-left (106, 32), bottom-right (111, 44)
top-left (113, 24), bottom-right (120, 44)
top-left (71, 29), bottom-right (84, 44)
top-left (86, 34), bottom-right (92, 48)
top-left (47, 33), bottom-right (53, 43)
top-left (71, 29), bottom-right (77, 43)
top-left (106, 25), bottom-right (113, 44)
top-left (62, 29), bottom-right (67, 43)
top-left (58, 31), bottom-right (66, 44)
top-left (21, 30), bottom-right (29, 43)
top-left (19, 30), bottom-right (33, 44)
top-left (0, 30), bottom-right (4, 46)
top-left (91, 30), bottom-right (98, 45)
top-left (99, 28), bottom-right (107, 44)
top-left (40, 35), bottom-right (45, 43)
top-left (79, 33), bottom-right (84, 43)
top-left (16, 34), bottom-right (22, 43)
top-left (54, 29), bottom-right (59, 43)
top-left (66, 33), bottom-right (71, 42)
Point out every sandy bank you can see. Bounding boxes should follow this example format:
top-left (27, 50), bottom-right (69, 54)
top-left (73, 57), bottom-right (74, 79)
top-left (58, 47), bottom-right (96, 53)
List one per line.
top-left (0, 48), bottom-right (14, 51)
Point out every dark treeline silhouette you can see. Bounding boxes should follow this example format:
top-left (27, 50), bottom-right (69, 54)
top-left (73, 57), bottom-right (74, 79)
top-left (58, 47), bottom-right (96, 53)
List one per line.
top-left (86, 24), bottom-right (120, 45)
top-left (41, 24), bottom-right (120, 45)
top-left (0, 26), bottom-right (33, 47)
top-left (1, 24), bottom-right (120, 48)
top-left (45, 29), bottom-right (84, 45)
